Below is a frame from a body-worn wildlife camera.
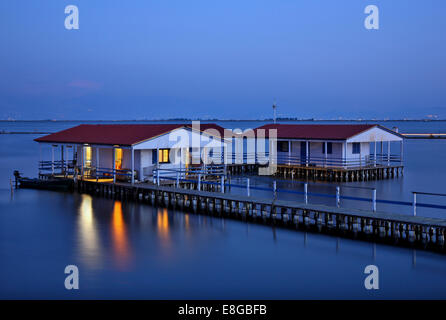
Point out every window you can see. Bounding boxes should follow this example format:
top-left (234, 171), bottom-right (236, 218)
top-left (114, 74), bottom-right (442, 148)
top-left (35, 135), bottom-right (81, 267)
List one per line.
top-left (352, 143), bottom-right (361, 154)
top-left (158, 149), bottom-right (170, 163)
top-left (277, 141), bottom-right (289, 152)
top-left (115, 148), bottom-right (123, 169)
top-left (152, 149), bottom-right (157, 164)
top-left (322, 142), bottom-right (332, 154)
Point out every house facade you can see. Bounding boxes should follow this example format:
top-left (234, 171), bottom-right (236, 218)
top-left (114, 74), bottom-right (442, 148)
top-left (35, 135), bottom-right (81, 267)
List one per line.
top-left (35, 122), bottom-right (405, 184)
top-left (254, 124), bottom-right (404, 168)
top-left (35, 123), bottom-right (227, 183)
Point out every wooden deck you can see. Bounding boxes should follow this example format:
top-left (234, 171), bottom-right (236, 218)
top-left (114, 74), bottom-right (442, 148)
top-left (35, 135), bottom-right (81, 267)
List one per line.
top-left (74, 179), bottom-right (446, 253)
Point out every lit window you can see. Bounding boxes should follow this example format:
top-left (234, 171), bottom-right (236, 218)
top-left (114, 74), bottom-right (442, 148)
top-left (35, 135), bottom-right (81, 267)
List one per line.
top-left (115, 148), bottom-right (123, 170)
top-left (158, 149), bottom-right (170, 163)
top-left (352, 143), bottom-right (361, 154)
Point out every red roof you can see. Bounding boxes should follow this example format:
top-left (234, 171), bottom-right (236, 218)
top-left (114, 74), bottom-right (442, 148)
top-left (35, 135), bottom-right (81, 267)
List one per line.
top-left (254, 124), bottom-right (378, 140)
top-left (34, 123), bottom-right (226, 146)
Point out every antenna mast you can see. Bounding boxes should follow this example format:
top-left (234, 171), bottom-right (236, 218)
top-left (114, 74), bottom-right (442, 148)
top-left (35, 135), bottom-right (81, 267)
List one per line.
top-left (272, 100), bottom-right (277, 124)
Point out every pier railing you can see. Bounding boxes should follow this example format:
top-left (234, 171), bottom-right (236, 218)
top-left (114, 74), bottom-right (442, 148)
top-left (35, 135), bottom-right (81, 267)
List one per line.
top-left (152, 165), bottom-right (226, 186)
top-left (39, 160), bottom-right (75, 175)
top-left (218, 152), bottom-right (402, 168)
top-left (89, 167), bottom-right (133, 181)
top-left (276, 154), bottom-right (402, 168)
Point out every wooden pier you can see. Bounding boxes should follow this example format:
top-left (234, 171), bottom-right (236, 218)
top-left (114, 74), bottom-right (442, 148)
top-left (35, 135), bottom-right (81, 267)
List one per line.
top-left (275, 164), bottom-right (403, 182)
top-left (225, 164), bottom-right (403, 182)
top-left (75, 179), bottom-right (446, 253)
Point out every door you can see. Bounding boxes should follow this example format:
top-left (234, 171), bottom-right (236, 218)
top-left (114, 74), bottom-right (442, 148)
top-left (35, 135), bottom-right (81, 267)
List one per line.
top-left (300, 142), bottom-right (306, 165)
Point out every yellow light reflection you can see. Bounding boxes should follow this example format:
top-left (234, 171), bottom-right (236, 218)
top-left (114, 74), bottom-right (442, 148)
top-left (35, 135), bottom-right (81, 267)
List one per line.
top-left (78, 194), bottom-right (102, 268)
top-left (157, 208), bottom-right (170, 247)
top-left (184, 214), bottom-right (190, 232)
top-left (111, 201), bottom-right (130, 269)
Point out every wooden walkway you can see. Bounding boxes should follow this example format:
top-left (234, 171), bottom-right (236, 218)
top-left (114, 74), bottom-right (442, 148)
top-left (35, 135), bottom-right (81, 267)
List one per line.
top-left (75, 179), bottom-right (446, 253)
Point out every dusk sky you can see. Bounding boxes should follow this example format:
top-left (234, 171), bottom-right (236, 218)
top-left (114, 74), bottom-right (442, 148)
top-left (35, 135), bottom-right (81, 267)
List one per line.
top-left (0, 0), bottom-right (445, 120)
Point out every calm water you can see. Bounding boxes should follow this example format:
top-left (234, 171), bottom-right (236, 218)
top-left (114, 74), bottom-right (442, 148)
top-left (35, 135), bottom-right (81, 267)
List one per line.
top-left (1, 121), bottom-right (446, 299)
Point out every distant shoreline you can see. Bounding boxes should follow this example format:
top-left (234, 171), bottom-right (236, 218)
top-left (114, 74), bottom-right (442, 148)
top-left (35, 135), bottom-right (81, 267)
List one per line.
top-left (0, 119), bottom-right (445, 122)
top-left (2, 131), bottom-right (446, 139)
top-left (0, 132), bottom-right (51, 134)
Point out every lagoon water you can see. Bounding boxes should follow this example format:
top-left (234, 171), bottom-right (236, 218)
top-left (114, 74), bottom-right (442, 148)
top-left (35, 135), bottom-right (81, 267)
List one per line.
top-left (1, 120), bottom-right (446, 299)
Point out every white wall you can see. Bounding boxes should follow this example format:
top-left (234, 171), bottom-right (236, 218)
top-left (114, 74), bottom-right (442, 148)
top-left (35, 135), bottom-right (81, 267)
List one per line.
top-left (277, 140), bottom-right (344, 165)
top-left (133, 127), bottom-right (227, 150)
top-left (139, 149), bottom-right (152, 180)
top-left (98, 148), bottom-right (113, 168)
top-left (133, 128), bottom-right (228, 181)
top-left (346, 142), bottom-right (370, 166)
top-left (347, 126), bottom-right (402, 143)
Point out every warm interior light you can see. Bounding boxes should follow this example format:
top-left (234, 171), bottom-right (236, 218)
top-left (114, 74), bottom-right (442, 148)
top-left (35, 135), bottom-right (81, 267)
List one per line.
top-left (84, 146), bottom-right (92, 168)
top-left (158, 149), bottom-right (170, 163)
top-left (115, 148), bottom-right (123, 170)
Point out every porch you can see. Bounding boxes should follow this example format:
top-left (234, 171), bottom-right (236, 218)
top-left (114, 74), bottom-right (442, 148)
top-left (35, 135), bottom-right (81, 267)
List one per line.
top-left (275, 140), bottom-right (404, 169)
top-left (37, 143), bottom-right (225, 184)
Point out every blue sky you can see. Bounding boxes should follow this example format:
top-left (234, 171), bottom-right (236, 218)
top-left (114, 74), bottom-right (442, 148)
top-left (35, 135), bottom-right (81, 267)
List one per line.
top-left (0, 0), bottom-right (445, 120)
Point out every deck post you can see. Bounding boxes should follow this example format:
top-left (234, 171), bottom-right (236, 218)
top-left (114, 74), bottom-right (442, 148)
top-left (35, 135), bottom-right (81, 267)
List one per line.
top-left (374, 141), bottom-right (377, 167)
top-left (288, 140), bottom-right (291, 165)
top-left (80, 146), bottom-right (84, 180)
top-left (359, 143), bottom-right (362, 168)
top-left (247, 178), bottom-right (250, 197)
top-left (387, 141), bottom-right (390, 166)
top-left (156, 169), bottom-right (160, 186)
top-left (112, 148), bottom-right (116, 184)
top-left (198, 174), bottom-right (201, 191)
top-left (372, 189), bottom-right (376, 212)
top-left (221, 175), bottom-right (224, 193)
top-left (381, 140), bottom-right (384, 164)
top-left (305, 141), bottom-right (309, 167)
top-left (65, 145), bottom-right (69, 176)
top-left (38, 143), bottom-right (42, 176)
top-left (61, 145), bottom-right (64, 175)
top-left (304, 183), bottom-right (308, 204)
top-left (96, 147), bottom-right (99, 182)
top-left (343, 142), bottom-right (347, 169)
top-left (324, 142), bottom-right (327, 168)
top-left (131, 147), bottom-right (135, 185)
top-left (176, 171), bottom-right (180, 188)
top-left (273, 180), bottom-right (277, 199)
top-left (73, 145), bottom-right (77, 180)
top-left (336, 186), bottom-right (340, 208)
top-left (413, 192), bottom-right (417, 216)
top-left (51, 145), bottom-right (55, 175)
top-left (400, 140), bottom-right (404, 165)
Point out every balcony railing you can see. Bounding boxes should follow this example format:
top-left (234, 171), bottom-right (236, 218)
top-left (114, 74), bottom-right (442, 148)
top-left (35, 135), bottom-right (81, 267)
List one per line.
top-left (276, 153), bottom-right (402, 168)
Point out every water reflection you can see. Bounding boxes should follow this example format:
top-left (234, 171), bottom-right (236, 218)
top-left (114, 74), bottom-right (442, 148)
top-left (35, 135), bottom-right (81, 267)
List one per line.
top-left (111, 201), bottom-right (131, 269)
top-left (157, 208), bottom-right (170, 248)
top-left (77, 194), bottom-right (102, 268)
top-left (184, 214), bottom-right (190, 232)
